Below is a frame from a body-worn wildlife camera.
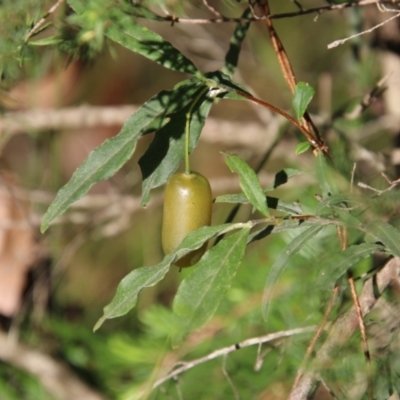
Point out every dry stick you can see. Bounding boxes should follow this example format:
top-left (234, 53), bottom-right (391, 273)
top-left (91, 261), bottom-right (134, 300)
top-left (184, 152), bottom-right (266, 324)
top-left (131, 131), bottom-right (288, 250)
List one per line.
top-left (289, 285), bottom-right (340, 395)
top-left (289, 257), bottom-right (400, 399)
top-left (24, 0), bottom-right (65, 42)
top-left (149, 326), bottom-right (316, 393)
top-left (328, 11), bottom-right (400, 49)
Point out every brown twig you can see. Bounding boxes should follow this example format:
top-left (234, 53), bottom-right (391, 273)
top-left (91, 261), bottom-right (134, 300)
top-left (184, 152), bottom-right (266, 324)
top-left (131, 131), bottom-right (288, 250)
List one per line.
top-left (24, 0), bottom-right (65, 42)
top-left (229, 87), bottom-right (328, 154)
top-left (155, 1), bottom-right (400, 24)
top-left (289, 257), bottom-right (400, 399)
top-left (328, 10), bottom-right (400, 49)
top-left (254, 0), bottom-right (327, 154)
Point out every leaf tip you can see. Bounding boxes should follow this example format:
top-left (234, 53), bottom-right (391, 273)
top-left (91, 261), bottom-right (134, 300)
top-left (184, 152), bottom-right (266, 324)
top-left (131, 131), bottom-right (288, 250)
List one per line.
top-left (93, 316), bottom-right (105, 332)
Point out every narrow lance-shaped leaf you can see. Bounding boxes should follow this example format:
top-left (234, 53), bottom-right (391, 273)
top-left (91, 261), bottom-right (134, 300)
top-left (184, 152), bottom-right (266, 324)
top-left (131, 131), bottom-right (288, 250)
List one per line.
top-left (249, 217), bottom-right (336, 244)
top-left (41, 80), bottom-right (199, 232)
top-left (215, 194), bottom-right (302, 215)
top-left (295, 142), bottom-right (311, 155)
top-left (139, 85), bottom-right (213, 206)
top-left (317, 243), bottom-right (382, 290)
top-left (222, 7), bottom-right (252, 77)
top-left (41, 96), bottom-right (166, 231)
top-left (316, 193), bottom-right (361, 215)
top-left (223, 153), bottom-right (269, 217)
top-left (94, 255), bottom-right (173, 332)
top-left (365, 220), bottom-right (400, 258)
top-left (173, 227), bottom-right (250, 343)
top-left (292, 81), bottom-right (315, 121)
top-left (94, 222), bottom-right (250, 331)
top-left (68, 0), bottom-right (198, 75)
top-left (262, 224), bottom-right (323, 321)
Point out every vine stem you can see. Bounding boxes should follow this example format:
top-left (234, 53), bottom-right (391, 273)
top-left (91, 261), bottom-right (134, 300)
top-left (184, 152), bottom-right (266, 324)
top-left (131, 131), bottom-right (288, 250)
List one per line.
top-left (185, 87), bottom-right (209, 175)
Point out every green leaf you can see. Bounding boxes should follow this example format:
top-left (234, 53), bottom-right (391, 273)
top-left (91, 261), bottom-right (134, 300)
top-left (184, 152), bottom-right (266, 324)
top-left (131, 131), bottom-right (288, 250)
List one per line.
top-left (94, 222), bottom-right (249, 331)
top-left (68, 0), bottom-right (198, 75)
top-left (315, 193), bottom-right (361, 215)
top-left (317, 243), bottom-right (381, 290)
top-left (215, 195), bottom-right (302, 215)
top-left (173, 227), bottom-right (250, 342)
top-left (215, 193), bottom-right (248, 204)
top-left (316, 150), bottom-right (338, 198)
top-left (41, 81), bottom-right (196, 233)
top-left (295, 142), bottom-right (311, 155)
top-left (364, 220), bottom-right (400, 258)
top-left (223, 153), bottom-right (269, 217)
top-left (94, 256), bottom-right (173, 331)
top-left (222, 8), bottom-right (251, 77)
top-left (28, 35), bottom-right (61, 46)
top-left (262, 224), bottom-right (323, 321)
top-left (139, 85), bottom-right (213, 206)
top-left (249, 217), bottom-right (338, 243)
top-left (292, 81), bottom-right (315, 120)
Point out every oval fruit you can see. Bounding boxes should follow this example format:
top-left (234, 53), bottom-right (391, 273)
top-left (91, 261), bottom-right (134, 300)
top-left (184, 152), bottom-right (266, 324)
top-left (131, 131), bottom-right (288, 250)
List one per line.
top-left (162, 171), bottom-right (212, 267)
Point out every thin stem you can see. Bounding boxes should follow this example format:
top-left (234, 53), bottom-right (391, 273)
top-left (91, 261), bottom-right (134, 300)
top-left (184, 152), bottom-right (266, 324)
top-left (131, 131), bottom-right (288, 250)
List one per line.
top-left (24, 0), bottom-right (65, 42)
top-left (202, 77), bottom-right (327, 153)
top-left (154, 1), bottom-right (400, 25)
top-left (184, 87), bottom-right (209, 175)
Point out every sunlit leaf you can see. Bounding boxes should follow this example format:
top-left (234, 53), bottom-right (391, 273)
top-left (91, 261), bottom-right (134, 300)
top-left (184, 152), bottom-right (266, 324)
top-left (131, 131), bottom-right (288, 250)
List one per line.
top-left (173, 227), bottom-right (250, 343)
top-left (224, 153), bottom-right (269, 217)
top-left (295, 142), bottom-right (311, 155)
top-left (292, 81), bottom-right (315, 120)
top-left (215, 195), bottom-right (302, 215)
top-left (317, 243), bottom-right (382, 290)
top-left (94, 256), bottom-right (173, 332)
top-left (94, 222), bottom-right (249, 331)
